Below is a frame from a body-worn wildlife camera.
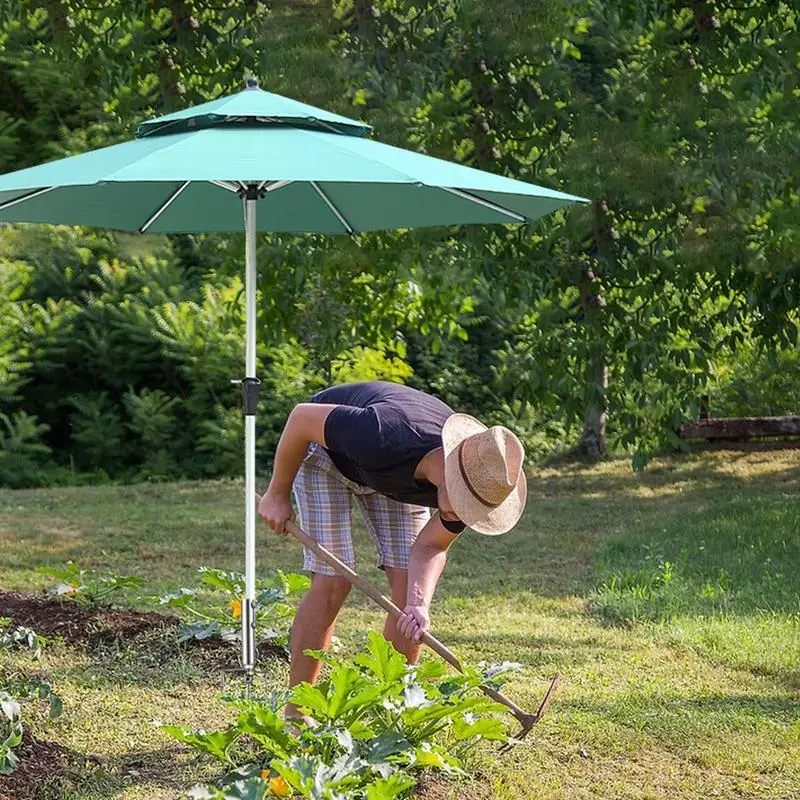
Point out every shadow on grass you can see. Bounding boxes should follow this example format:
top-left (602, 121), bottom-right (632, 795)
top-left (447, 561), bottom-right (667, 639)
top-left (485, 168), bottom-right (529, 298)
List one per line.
top-left (532, 452), bottom-right (800, 504)
top-left (588, 496), bottom-right (800, 621)
top-left (63, 745), bottom-right (204, 799)
top-left (58, 638), bottom-right (287, 691)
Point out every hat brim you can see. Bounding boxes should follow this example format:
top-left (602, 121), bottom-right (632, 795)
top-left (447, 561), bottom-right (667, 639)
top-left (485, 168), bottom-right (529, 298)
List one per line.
top-left (441, 413), bottom-right (527, 536)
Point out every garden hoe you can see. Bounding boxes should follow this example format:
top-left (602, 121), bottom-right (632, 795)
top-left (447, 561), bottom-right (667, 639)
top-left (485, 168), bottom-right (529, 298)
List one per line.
top-left (284, 519), bottom-right (560, 748)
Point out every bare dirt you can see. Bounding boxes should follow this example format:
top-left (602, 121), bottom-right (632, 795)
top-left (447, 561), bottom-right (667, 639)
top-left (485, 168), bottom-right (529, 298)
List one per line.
top-left (0, 731), bottom-right (80, 800)
top-left (0, 589), bottom-right (179, 647)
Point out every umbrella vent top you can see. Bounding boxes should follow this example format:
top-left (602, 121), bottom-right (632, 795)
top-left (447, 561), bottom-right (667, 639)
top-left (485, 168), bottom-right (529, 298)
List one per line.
top-left (135, 80), bottom-right (372, 140)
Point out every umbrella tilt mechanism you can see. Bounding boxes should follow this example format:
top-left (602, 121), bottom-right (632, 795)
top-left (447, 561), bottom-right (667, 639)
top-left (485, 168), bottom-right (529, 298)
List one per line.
top-left (284, 519), bottom-right (560, 745)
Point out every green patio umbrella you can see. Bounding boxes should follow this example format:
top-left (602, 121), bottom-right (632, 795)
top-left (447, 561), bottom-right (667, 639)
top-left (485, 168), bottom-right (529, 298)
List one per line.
top-left (0, 78), bottom-right (589, 674)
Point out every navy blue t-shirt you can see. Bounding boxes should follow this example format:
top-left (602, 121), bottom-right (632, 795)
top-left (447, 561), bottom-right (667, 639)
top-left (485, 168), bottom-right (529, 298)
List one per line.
top-left (310, 382), bottom-right (453, 507)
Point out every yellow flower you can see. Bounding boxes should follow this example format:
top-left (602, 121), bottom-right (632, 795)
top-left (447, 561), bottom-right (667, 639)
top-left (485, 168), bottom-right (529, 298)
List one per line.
top-left (230, 598), bottom-right (242, 619)
top-left (268, 775), bottom-right (292, 797)
top-left (260, 769), bottom-right (270, 781)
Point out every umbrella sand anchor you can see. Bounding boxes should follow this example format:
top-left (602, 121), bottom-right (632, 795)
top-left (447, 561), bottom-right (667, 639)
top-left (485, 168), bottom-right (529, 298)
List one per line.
top-left (0, 76), bottom-right (589, 685)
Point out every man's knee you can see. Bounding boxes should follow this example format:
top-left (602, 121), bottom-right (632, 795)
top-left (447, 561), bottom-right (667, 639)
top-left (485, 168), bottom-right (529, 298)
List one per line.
top-left (310, 573), bottom-right (352, 610)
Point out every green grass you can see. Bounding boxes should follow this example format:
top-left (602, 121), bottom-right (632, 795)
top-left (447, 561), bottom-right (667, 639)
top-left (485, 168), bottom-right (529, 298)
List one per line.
top-left (1, 448), bottom-right (799, 799)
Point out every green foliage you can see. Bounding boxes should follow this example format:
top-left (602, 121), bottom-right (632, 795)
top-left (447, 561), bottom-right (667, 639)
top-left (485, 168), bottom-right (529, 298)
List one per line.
top-left (154, 567), bottom-right (310, 647)
top-left (0, 621), bottom-right (46, 660)
top-left (710, 342), bottom-right (800, 417)
top-left (0, 410), bottom-right (52, 488)
top-left (0, 691), bottom-right (23, 776)
top-left (38, 561), bottom-right (143, 608)
top-left (0, 621), bottom-right (62, 776)
top-left (165, 633), bottom-right (512, 799)
top-left (336, 0), bottom-right (800, 462)
top-left (1, 0), bottom-right (799, 483)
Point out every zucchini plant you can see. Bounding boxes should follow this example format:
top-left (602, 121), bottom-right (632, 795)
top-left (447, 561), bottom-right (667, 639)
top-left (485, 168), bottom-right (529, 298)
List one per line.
top-left (166, 633), bottom-right (516, 799)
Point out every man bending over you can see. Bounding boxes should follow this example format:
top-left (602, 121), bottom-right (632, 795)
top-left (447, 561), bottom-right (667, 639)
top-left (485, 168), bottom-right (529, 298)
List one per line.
top-left (257, 381), bottom-right (527, 720)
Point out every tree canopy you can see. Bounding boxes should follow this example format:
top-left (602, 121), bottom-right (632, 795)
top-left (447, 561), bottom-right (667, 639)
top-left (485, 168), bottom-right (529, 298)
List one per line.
top-left (0, 0), bottom-right (797, 485)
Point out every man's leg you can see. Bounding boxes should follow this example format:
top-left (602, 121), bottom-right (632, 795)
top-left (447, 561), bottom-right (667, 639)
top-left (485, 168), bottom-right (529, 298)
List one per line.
top-left (285, 573), bottom-right (351, 718)
top-left (288, 444), bottom-right (356, 718)
top-left (384, 566), bottom-right (422, 664)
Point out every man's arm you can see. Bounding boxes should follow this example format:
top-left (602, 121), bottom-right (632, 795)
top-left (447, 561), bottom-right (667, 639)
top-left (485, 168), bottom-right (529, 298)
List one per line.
top-left (396, 515), bottom-right (460, 642)
top-left (258, 403), bottom-right (337, 533)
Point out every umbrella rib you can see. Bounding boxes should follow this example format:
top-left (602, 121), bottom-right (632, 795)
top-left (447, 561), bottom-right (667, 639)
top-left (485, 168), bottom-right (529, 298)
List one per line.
top-left (139, 180), bottom-right (191, 233)
top-left (265, 180), bottom-right (292, 193)
top-left (441, 187), bottom-right (526, 223)
top-left (210, 180), bottom-right (239, 192)
top-left (0, 186), bottom-right (56, 211)
top-left (311, 181), bottom-right (354, 235)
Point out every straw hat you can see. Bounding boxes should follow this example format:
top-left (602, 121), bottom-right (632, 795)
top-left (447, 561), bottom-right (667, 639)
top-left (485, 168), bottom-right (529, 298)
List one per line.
top-left (442, 413), bottom-right (527, 535)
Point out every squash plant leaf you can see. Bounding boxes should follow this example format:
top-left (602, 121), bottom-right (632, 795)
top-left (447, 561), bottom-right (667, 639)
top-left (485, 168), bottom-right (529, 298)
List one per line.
top-left (365, 773), bottom-right (415, 800)
top-left (161, 726), bottom-right (240, 764)
top-left (353, 632), bottom-right (407, 685)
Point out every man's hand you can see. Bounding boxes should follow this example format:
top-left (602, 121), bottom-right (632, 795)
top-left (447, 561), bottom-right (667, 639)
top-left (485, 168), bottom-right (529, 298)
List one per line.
top-left (397, 604), bottom-right (429, 643)
top-left (256, 490), bottom-right (294, 535)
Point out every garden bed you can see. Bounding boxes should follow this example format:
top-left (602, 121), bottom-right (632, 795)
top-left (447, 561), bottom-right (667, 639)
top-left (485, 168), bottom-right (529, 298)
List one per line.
top-left (0, 590), bottom-right (178, 647)
top-left (0, 590), bottom-right (287, 668)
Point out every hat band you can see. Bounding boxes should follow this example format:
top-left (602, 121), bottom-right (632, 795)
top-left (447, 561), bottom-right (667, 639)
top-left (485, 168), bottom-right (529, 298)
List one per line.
top-left (457, 442), bottom-right (496, 508)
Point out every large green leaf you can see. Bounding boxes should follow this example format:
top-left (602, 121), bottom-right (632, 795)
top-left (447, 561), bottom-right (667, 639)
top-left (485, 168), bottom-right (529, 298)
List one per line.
top-left (353, 632), bottom-right (408, 685)
top-left (410, 743), bottom-right (461, 772)
top-left (290, 682), bottom-right (332, 720)
top-left (365, 773), bottom-right (415, 800)
top-left (161, 725), bottom-right (240, 764)
top-left (198, 567), bottom-right (244, 595)
top-left (452, 714), bottom-right (507, 742)
top-left (366, 731), bottom-right (413, 764)
top-left (235, 707), bottom-right (296, 759)
top-left (0, 693), bottom-right (21, 722)
top-left (178, 621), bottom-right (222, 643)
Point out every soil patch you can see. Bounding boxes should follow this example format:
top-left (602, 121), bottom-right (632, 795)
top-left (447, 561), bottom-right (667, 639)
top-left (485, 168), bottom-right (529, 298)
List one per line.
top-left (0, 590), bottom-right (288, 669)
top-left (0, 731), bottom-right (78, 800)
top-left (0, 590), bottom-right (178, 647)
top-left (415, 774), bottom-right (491, 800)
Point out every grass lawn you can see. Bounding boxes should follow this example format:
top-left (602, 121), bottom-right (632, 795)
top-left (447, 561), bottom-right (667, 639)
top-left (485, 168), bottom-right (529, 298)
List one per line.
top-left (1, 448), bottom-right (798, 799)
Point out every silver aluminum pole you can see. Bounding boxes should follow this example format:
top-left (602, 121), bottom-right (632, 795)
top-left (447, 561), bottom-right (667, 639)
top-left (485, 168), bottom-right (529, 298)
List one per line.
top-left (241, 185), bottom-right (259, 677)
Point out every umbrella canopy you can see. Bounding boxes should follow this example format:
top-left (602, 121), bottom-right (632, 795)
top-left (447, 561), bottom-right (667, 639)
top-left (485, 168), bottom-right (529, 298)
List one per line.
top-left (0, 81), bottom-right (587, 232)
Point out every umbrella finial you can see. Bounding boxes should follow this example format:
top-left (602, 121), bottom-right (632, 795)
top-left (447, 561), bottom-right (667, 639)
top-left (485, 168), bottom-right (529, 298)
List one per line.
top-left (245, 77), bottom-right (259, 90)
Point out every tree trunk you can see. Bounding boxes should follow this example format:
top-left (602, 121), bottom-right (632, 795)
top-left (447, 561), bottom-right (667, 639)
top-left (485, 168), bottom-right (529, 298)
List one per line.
top-left (577, 199), bottom-right (610, 458)
top-left (579, 364), bottom-right (608, 456)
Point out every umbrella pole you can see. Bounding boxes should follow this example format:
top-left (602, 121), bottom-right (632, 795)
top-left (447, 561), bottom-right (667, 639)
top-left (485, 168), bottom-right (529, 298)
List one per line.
top-left (241, 185), bottom-right (260, 685)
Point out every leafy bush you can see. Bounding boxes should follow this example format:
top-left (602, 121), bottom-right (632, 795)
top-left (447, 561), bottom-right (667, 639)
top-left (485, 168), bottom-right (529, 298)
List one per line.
top-left (0, 410), bottom-right (52, 488)
top-left (710, 342), bottom-right (800, 417)
top-left (165, 633), bottom-right (513, 799)
top-left (123, 386), bottom-right (181, 479)
top-left (154, 568), bottom-right (310, 647)
top-left (68, 392), bottom-right (126, 475)
top-left (38, 561), bottom-right (143, 608)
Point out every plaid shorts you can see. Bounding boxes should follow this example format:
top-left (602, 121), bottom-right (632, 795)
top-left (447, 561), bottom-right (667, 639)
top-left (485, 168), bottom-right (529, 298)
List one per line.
top-left (292, 443), bottom-right (430, 576)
